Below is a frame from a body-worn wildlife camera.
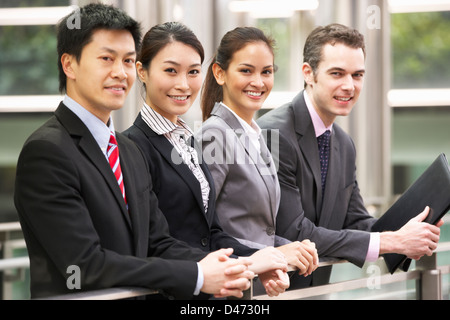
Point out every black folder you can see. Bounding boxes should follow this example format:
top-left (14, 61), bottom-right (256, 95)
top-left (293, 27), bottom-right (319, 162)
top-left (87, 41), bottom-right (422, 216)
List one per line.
top-left (371, 153), bottom-right (450, 274)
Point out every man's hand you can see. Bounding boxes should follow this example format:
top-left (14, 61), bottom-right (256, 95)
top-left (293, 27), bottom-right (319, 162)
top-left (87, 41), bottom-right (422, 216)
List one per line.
top-left (276, 240), bottom-right (319, 276)
top-left (380, 206), bottom-right (442, 260)
top-left (199, 248), bottom-right (254, 298)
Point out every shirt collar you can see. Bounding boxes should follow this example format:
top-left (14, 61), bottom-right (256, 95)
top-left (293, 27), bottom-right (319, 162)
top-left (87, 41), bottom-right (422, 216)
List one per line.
top-left (303, 91), bottom-right (333, 138)
top-left (63, 95), bottom-right (114, 156)
top-left (219, 102), bottom-right (262, 137)
top-left (141, 102), bottom-right (193, 137)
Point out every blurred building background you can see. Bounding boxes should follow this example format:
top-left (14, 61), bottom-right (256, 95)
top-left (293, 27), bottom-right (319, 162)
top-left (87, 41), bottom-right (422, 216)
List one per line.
top-left (0, 0), bottom-right (449, 299)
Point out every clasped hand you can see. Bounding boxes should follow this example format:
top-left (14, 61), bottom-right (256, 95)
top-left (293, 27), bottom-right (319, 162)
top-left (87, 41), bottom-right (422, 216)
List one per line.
top-left (199, 248), bottom-right (254, 298)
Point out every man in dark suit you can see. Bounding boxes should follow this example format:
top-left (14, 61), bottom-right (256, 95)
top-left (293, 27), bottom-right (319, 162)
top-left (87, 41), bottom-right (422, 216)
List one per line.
top-left (257, 23), bottom-right (442, 288)
top-left (14, 3), bottom-right (253, 299)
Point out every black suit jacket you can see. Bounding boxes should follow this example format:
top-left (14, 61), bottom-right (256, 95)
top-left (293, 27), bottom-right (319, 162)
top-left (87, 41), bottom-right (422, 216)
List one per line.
top-left (123, 114), bottom-right (256, 256)
top-left (258, 91), bottom-right (377, 286)
top-left (14, 103), bottom-right (207, 299)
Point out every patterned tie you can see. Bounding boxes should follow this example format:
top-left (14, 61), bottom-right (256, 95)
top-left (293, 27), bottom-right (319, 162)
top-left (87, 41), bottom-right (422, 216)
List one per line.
top-left (107, 132), bottom-right (127, 204)
top-left (317, 130), bottom-right (331, 196)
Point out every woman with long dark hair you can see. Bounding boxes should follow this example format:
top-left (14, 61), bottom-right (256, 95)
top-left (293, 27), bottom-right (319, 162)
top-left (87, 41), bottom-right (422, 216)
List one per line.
top-left (197, 26), bottom-right (319, 278)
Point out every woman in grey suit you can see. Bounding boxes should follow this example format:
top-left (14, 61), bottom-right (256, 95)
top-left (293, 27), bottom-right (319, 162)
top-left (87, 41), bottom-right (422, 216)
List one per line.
top-left (197, 27), bottom-right (318, 277)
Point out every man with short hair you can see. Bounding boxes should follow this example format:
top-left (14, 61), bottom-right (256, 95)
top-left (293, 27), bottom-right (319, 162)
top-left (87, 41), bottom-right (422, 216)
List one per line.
top-left (258, 23), bottom-right (442, 288)
top-left (14, 3), bottom-right (254, 299)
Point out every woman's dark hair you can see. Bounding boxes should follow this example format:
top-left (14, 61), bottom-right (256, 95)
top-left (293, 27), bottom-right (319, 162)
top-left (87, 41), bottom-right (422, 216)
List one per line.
top-left (303, 23), bottom-right (366, 88)
top-left (138, 21), bottom-right (204, 71)
top-left (201, 27), bottom-right (276, 121)
top-left (137, 22), bottom-right (204, 95)
top-left (56, 3), bottom-right (142, 93)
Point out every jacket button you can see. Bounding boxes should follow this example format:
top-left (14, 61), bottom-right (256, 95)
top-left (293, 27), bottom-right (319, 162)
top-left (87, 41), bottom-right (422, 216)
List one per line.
top-left (266, 227), bottom-right (275, 236)
top-left (201, 238), bottom-right (208, 247)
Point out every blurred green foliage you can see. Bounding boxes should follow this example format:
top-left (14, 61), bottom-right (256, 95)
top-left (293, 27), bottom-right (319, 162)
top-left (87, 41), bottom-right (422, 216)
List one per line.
top-left (0, 4), bottom-right (449, 95)
top-left (0, 0), bottom-right (69, 95)
top-left (0, 25), bottom-right (59, 95)
top-left (256, 18), bottom-right (291, 91)
top-left (0, 0), bottom-right (65, 8)
top-left (391, 11), bottom-right (450, 89)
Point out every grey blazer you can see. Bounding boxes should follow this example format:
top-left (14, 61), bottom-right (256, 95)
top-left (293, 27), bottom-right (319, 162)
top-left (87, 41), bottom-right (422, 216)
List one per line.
top-left (196, 103), bottom-right (289, 249)
top-left (257, 91), bottom-right (377, 286)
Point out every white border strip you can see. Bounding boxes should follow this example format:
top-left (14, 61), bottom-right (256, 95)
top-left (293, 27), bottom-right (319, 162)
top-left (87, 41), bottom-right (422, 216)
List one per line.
top-left (0, 6), bottom-right (75, 26)
top-left (388, 0), bottom-right (450, 13)
top-left (388, 88), bottom-right (450, 107)
top-left (0, 95), bottom-right (62, 112)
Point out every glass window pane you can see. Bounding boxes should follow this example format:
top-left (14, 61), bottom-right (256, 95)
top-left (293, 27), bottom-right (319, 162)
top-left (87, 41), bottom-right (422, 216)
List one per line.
top-left (256, 18), bottom-right (290, 91)
top-left (0, 113), bottom-right (52, 223)
top-left (0, 25), bottom-right (58, 95)
top-left (0, 0), bottom-right (70, 8)
top-left (391, 11), bottom-right (450, 89)
top-left (391, 107), bottom-right (450, 193)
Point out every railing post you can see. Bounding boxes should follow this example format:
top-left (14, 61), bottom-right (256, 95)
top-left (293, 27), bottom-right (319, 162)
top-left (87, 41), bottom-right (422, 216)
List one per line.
top-left (416, 253), bottom-right (442, 300)
top-left (229, 280), bottom-right (253, 300)
top-left (242, 284), bottom-right (253, 300)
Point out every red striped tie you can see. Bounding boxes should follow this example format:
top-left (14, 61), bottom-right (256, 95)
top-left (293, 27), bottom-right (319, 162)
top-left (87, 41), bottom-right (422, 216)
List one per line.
top-left (107, 133), bottom-right (127, 204)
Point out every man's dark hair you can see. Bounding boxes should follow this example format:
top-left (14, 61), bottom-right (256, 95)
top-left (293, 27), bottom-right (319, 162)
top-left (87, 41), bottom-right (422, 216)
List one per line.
top-left (303, 23), bottom-right (365, 88)
top-left (56, 3), bottom-right (142, 93)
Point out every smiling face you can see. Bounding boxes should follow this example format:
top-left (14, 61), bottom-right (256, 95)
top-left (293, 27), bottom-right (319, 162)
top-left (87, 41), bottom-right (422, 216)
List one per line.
top-left (62, 29), bottom-right (137, 124)
top-left (213, 41), bottom-right (275, 124)
top-left (303, 42), bottom-right (365, 127)
top-left (137, 41), bottom-right (203, 123)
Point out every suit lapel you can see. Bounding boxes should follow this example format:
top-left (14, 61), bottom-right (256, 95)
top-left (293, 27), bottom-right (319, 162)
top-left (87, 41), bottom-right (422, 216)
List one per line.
top-left (55, 104), bottom-right (132, 228)
top-left (293, 93), bottom-right (323, 216)
top-left (80, 135), bottom-right (130, 219)
top-left (198, 158), bottom-right (216, 217)
top-left (259, 134), bottom-right (280, 216)
top-left (211, 103), bottom-right (279, 224)
top-left (293, 92), bottom-right (342, 227)
top-left (115, 135), bottom-right (139, 230)
top-left (134, 115), bottom-right (207, 215)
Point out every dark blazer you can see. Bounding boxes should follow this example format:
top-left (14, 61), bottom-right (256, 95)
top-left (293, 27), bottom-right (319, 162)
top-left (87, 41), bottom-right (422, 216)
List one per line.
top-left (257, 91), bottom-right (377, 286)
top-left (123, 114), bottom-right (256, 256)
top-left (14, 103), bottom-right (207, 299)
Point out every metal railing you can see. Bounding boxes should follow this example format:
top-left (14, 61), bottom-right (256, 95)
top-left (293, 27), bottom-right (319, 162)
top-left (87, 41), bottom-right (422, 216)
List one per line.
top-left (1, 219), bottom-right (449, 300)
top-left (252, 241), bottom-right (450, 300)
top-left (0, 242), bottom-right (445, 300)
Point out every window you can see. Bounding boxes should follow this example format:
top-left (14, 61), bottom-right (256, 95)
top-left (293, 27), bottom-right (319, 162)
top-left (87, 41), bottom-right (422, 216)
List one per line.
top-left (0, 113), bottom-right (52, 222)
top-left (0, 0), bottom-right (68, 8)
top-left (0, 0), bottom-right (73, 223)
top-left (389, 2), bottom-right (450, 192)
top-left (0, 25), bottom-right (59, 95)
top-left (256, 18), bottom-right (291, 91)
top-left (391, 11), bottom-right (450, 89)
